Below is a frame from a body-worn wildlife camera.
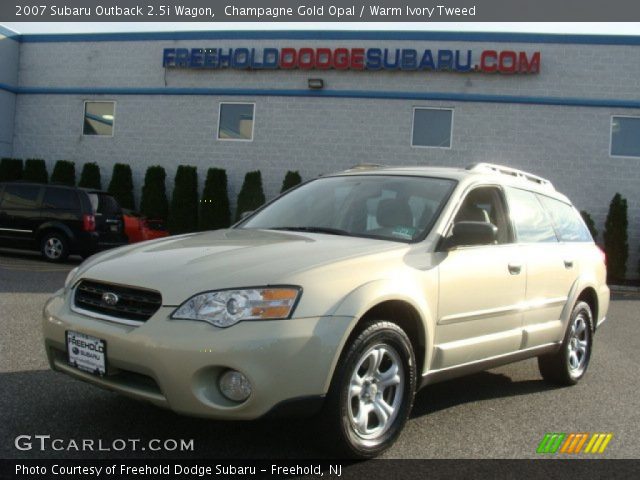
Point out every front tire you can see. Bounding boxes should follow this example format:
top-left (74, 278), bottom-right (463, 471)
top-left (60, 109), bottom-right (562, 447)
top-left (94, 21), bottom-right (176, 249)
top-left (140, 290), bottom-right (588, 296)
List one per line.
top-left (40, 231), bottom-right (69, 262)
top-left (538, 301), bottom-right (593, 386)
top-left (319, 321), bottom-right (417, 458)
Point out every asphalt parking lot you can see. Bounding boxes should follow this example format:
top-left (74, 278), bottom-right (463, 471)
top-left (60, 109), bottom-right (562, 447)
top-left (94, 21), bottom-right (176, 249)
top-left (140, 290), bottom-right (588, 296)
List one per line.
top-left (0, 248), bottom-right (639, 459)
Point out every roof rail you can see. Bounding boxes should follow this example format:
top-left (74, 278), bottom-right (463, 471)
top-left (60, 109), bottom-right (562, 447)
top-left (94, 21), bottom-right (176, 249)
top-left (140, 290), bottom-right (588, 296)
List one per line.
top-left (467, 163), bottom-right (554, 190)
top-left (345, 163), bottom-right (388, 171)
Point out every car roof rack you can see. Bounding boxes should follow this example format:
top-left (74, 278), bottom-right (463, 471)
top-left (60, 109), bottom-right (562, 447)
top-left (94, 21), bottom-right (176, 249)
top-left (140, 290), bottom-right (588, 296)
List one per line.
top-left (467, 163), bottom-right (554, 190)
top-left (345, 163), bottom-right (388, 171)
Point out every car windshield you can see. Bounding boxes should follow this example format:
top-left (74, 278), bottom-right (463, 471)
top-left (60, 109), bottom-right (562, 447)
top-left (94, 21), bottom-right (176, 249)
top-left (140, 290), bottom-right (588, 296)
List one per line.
top-left (238, 175), bottom-right (456, 242)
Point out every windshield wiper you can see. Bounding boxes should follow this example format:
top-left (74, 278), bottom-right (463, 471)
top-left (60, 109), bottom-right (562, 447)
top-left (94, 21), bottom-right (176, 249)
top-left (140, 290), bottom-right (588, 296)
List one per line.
top-left (271, 226), bottom-right (351, 236)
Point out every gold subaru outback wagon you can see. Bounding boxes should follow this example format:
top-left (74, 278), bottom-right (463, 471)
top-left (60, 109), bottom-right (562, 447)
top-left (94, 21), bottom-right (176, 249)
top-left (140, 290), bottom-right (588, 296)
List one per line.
top-left (43, 163), bottom-right (609, 457)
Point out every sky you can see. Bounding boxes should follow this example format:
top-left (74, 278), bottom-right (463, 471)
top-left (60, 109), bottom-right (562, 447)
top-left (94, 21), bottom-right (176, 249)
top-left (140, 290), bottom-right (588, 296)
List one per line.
top-left (2, 22), bottom-right (640, 35)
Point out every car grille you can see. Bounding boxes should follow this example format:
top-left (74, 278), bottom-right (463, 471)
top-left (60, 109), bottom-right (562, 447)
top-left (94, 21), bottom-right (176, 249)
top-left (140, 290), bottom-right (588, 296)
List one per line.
top-left (74, 280), bottom-right (162, 322)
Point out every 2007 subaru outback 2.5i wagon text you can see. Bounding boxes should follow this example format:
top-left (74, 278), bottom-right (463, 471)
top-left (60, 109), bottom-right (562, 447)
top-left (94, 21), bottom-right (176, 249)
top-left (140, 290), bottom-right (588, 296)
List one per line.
top-left (43, 163), bottom-right (609, 457)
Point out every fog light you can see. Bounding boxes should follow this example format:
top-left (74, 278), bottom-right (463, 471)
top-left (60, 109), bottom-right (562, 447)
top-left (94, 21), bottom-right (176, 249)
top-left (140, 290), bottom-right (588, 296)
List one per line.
top-left (219, 370), bottom-right (252, 402)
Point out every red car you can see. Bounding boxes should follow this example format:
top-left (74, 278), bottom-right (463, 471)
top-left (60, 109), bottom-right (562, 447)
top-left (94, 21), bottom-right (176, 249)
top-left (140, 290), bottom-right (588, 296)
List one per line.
top-left (122, 211), bottom-right (169, 243)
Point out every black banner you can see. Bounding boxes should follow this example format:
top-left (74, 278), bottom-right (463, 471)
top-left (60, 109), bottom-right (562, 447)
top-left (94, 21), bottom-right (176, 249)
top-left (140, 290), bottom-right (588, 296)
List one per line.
top-left (2, 0), bottom-right (640, 22)
top-left (2, 459), bottom-right (640, 480)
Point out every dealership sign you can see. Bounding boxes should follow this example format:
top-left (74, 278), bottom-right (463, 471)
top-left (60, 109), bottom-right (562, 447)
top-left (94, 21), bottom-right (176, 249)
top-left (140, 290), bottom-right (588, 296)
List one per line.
top-left (162, 48), bottom-right (541, 74)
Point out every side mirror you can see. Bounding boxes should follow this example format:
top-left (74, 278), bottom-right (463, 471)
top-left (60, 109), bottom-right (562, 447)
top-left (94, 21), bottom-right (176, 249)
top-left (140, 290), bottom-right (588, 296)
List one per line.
top-left (240, 210), bottom-right (254, 220)
top-left (448, 221), bottom-right (498, 249)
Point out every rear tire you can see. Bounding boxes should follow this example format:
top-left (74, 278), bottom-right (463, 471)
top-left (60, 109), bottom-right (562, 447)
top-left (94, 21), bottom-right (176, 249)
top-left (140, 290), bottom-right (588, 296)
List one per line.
top-left (538, 301), bottom-right (593, 386)
top-left (318, 321), bottom-right (416, 458)
top-left (40, 231), bottom-right (69, 262)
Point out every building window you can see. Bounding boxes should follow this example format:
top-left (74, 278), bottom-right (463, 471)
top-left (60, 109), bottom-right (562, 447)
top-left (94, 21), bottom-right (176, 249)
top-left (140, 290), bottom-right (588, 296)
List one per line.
top-left (611, 116), bottom-right (640, 158)
top-left (83, 101), bottom-right (115, 136)
top-left (218, 103), bottom-right (255, 141)
top-left (411, 107), bottom-right (453, 148)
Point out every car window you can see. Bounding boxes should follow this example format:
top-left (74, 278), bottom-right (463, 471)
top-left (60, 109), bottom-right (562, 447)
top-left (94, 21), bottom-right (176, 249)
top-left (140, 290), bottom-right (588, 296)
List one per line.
top-left (88, 193), bottom-right (121, 215)
top-left (537, 195), bottom-right (592, 242)
top-left (505, 187), bottom-right (558, 243)
top-left (42, 187), bottom-right (78, 210)
top-left (0, 184), bottom-right (41, 209)
top-left (452, 186), bottom-right (512, 244)
top-left (240, 175), bottom-right (456, 242)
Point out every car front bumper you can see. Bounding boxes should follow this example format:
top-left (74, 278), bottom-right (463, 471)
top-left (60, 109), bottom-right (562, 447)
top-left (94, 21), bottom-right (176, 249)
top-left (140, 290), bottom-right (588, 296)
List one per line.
top-left (42, 290), bottom-right (352, 419)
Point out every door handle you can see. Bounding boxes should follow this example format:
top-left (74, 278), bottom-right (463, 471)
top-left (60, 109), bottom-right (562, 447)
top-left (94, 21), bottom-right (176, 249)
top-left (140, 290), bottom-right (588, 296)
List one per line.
top-left (564, 259), bottom-right (574, 269)
top-left (508, 263), bottom-right (522, 275)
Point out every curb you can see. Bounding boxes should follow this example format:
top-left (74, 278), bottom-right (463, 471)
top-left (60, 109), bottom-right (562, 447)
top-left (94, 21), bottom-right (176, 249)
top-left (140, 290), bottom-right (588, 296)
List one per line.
top-left (609, 285), bottom-right (640, 293)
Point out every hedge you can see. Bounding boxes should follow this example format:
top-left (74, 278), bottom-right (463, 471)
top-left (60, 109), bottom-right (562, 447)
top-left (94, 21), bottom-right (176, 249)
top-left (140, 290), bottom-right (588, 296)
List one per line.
top-left (0, 158), bottom-right (23, 182)
top-left (23, 159), bottom-right (48, 183)
top-left (140, 166), bottom-right (169, 220)
top-left (108, 163), bottom-right (135, 210)
top-left (168, 165), bottom-right (199, 234)
top-left (78, 162), bottom-right (102, 189)
top-left (50, 160), bottom-right (76, 185)
top-left (280, 170), bottom-right (302, 193)
top-left (603, 193), bottom-right (628, 282)
top-left (199, 168), bottom-right (231, 230)
top-left (236, 170), bottom-right (266, 221)
top-left (579, 210), bottom-right (598, 241)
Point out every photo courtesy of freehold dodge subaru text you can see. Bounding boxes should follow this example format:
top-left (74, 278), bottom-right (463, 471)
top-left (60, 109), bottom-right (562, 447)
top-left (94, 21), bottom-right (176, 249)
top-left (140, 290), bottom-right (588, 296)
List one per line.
top-left (1, 1), bottom-right (640, 479)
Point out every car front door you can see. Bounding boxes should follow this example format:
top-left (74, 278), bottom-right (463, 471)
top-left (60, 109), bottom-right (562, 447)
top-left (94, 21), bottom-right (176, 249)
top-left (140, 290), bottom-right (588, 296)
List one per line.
top-left (0, 184), bottom-right (42, 245)
top-left (435, 186), bottom-right (526, 370)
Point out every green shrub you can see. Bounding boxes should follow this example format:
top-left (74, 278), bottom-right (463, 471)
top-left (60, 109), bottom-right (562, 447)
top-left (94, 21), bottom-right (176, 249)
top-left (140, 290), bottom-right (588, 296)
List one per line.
top-left (50, 160), bottom-right (76, 185)
top-left (603, 193), bottom-right (628, 282)
top-left (23, 159), bottom-right (48, 183)
top-left (280, 170), bottom-right (302, 193)
top-left (579, 210), bottom-right (598, 241)
top-left (236, 170), bottom-right (266, 221)
top-left (78, 162), bottom-right (102, 189)
top-left (0, 158), bottom-right (23, 181)
top-left (168, 166), bottom-right (199, 234)
top-left (108, 163), bottom-right (135, 210)
top-left (199, 168), bottom-right (231, 230)
top-left (140, 166), bottom-right (169, 220)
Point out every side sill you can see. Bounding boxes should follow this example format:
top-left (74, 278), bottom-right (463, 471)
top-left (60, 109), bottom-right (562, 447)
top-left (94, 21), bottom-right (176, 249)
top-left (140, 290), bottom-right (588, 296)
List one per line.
top-left (419, 343), bottom-right (561, 389)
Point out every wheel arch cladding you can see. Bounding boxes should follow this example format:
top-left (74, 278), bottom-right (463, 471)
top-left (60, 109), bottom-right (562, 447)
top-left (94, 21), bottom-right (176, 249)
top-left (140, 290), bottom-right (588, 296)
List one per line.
top-left (355, 300), bottom-right (426, 377)
top-left (577, 287), bottom-right (598, 331)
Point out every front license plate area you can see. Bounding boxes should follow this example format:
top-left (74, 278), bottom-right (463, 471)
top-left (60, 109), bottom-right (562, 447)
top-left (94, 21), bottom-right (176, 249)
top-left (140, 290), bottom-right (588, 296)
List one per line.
top-left (66, 330), bottom-right (106, 376)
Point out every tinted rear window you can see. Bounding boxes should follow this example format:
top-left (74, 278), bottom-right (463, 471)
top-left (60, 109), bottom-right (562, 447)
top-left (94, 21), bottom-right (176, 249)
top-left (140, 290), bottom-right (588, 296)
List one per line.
top-left (88, 193), bottom-right (121, 215)
top-left (0, 185), bottom-right (41, 209)
top-left (538, 195), bottom-right (592, 242)
top-left (42, 187), bottom-right (79, 210)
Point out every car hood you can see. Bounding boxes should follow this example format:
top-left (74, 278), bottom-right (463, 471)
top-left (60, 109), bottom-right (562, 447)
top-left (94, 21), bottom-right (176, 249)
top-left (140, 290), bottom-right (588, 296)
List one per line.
top-left (76, 228), bottom-right (407, 306)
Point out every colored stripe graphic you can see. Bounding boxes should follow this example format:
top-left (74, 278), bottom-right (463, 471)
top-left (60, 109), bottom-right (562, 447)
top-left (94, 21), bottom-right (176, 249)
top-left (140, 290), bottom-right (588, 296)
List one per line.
top-left (537, 433), bottom-right (566, 454)
top-left (585, 433), bottom-right (614, 454)
top-left (539, 433), bottom-right (613, 454)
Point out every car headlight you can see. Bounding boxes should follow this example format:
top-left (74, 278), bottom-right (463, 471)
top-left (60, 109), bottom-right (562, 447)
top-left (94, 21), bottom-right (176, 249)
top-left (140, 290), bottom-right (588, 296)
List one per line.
top-left (64, 267), bottom-right (79, 290)
top-left (171, 287), bottom-right (302, 328)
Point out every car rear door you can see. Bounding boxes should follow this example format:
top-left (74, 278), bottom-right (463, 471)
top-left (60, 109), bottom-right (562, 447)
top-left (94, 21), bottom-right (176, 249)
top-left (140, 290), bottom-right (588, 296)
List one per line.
top-left (87, 192), bottom-right (126, 246)
top-left (504, 187), bottom-right (573, 349)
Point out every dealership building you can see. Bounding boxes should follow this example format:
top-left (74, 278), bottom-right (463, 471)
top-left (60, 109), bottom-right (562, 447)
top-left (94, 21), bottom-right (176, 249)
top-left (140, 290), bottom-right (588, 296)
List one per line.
top-left (0, 27), bottom-right (639, 276)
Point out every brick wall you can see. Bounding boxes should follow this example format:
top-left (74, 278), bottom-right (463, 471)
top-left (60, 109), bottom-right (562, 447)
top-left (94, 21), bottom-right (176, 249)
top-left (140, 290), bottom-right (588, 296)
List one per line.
top-left (0, 33), bottom-right (18, 157)
top-left (9, 35), bottom-right (640, 277)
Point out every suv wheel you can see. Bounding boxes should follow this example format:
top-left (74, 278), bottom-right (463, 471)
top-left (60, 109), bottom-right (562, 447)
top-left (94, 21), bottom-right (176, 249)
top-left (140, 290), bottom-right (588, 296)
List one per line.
top-left (319, 321), bottom-right (416, 458)
top-left (538, 301), bottom-right (593, 385)
top-left (40, 231), bottom-right (69, 262)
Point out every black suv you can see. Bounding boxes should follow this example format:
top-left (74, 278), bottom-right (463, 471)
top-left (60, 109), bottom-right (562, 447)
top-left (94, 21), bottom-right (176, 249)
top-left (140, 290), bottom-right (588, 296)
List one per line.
top-left (0, 182), bottom-right (127, 262)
